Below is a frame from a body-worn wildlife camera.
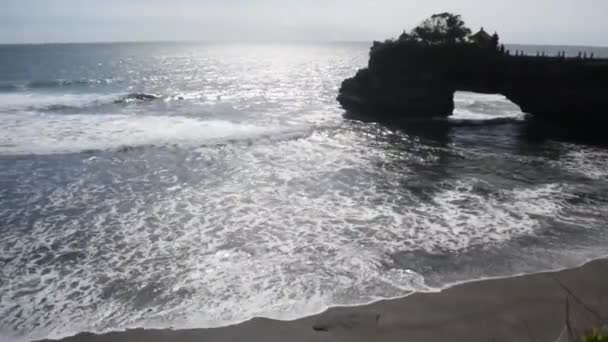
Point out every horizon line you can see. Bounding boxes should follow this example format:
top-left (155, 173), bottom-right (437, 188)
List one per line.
top-left (1, 39), bottom-right (608, 48)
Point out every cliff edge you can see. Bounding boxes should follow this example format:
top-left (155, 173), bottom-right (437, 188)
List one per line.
top-left (338, 13), bottom-right (608, 124)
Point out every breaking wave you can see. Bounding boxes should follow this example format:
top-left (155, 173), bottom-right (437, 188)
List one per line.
top-left (0, 112), bottom-right (313, 155)
top-left (113, 93), bottom-right (161, 104)
top-left (450, 92), bottom-right (526, 124)
top-left (0, 79), bottom-right (120, 92)
top-left (0, 92), bottom-right (171, 114)
top-left (0, 83), bottom-right (22, 92)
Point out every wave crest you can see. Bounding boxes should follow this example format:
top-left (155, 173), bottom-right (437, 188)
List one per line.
top-left (0, 112), bottom-right (313, 155)
top-left (0, 79), bottom-right (120, 92)
top-left (0, 92), bottom-right (165, 114)
top-left (113, 93), bottom-right (161, 104)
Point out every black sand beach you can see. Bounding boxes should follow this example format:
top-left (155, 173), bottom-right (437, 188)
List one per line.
top-left (47, 259), bottom-right (608, 342)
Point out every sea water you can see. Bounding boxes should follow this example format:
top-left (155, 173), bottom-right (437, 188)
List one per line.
top-left (1, 42), bottom-right (608, 340)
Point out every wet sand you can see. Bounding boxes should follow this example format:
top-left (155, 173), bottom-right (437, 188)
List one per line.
top-left (45, 259), bottom-right (608, 342)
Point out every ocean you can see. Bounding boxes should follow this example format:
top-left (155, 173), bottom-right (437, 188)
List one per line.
top-left (1, 42), bottom-right (608, 340)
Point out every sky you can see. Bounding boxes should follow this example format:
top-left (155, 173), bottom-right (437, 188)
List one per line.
top-left (1, 0), bottom-right (607, 46)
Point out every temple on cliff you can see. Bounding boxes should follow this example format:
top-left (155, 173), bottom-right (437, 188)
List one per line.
top-left (338, 15), bottom-right (608, 124)
top-left (470, 28), bottom-right (492, 47)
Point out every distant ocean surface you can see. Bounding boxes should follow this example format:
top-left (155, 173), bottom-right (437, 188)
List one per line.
top-left (1, 42), bottom-right (608, 340)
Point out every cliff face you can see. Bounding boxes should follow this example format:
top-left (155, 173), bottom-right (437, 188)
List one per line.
top-left (500, 57), bottom-right (608, 122)
top-left (338, 41), bottom-right (608, 123)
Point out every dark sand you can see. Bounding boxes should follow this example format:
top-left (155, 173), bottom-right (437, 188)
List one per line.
top-left (46, 259), bottom-right (608, 342)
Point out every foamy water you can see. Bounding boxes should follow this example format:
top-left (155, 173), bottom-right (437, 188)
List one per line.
top-left (0, 111), bottom-right (311, 155)
top-left (452, 92), bottom-right (526, 122)
top-left (1, 43), bottom-right (608, 341)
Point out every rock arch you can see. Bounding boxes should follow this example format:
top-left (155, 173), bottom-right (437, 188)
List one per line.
top-left (338, 42), bottom-right (608, 124)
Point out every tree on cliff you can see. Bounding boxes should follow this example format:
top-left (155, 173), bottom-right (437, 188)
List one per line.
top-left (399, 13), bottom-right (472, 45)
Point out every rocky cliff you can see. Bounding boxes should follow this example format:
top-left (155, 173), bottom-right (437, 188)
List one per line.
top-left (338, 40), bottom-right (608, 124)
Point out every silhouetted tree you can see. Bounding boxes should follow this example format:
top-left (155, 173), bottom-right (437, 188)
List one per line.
top-left (410, 13), bottom-right (472, 45)
top-left (398, 31), bottom-right (415, 42)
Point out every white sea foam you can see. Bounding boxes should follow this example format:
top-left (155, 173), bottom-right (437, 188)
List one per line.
top-left (0, 92), bottom-right (119, 113)
top-left (557, 148), bottom-right (608, 180)
top-left (0, 112), bottom-right (310, 155)
top-left (3, 127), bottom-right (599, 340)
top-left (451, 91), bottom-right (525, 122)
top-left (410, 181), bottom-right (567, 251)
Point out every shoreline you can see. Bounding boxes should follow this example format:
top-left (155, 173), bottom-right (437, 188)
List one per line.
top-left (43, 258), bottom-right (608, 342)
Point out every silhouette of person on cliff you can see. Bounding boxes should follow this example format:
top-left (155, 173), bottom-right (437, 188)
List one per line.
top-left (491, 32), bottom-right (499, 50)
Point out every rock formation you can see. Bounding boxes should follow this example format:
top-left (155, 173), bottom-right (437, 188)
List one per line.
top-left (338, 14), bottom-right (608, 124)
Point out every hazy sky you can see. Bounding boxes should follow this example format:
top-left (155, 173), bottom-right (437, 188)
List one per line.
top-left (2, 0), bottom-right (607, 45)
